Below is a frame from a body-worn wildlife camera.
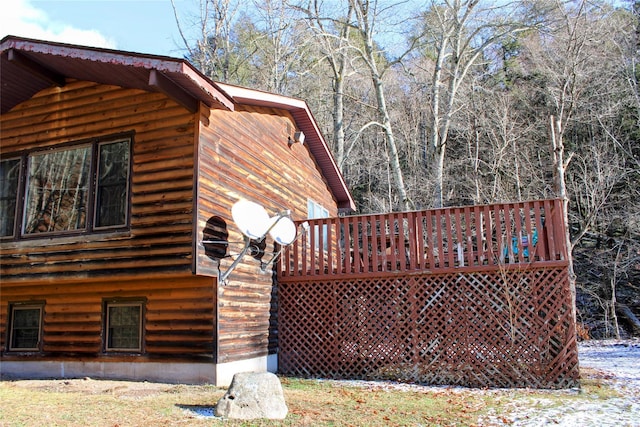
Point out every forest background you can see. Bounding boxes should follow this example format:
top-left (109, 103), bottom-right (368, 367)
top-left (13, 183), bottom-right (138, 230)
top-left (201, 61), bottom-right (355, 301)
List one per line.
top-left (172, 0), bottom-right (640, 339)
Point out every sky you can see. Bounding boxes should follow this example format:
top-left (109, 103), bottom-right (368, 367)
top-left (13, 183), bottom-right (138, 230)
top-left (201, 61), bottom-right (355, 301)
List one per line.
top-left (0, 0), bottom-right (197, 57)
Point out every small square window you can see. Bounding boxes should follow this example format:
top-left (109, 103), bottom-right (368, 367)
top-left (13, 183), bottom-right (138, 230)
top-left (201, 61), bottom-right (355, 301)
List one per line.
top-left (105, 302), bottom-right (142, 352)
top-left (9, 304), bottom-right (43, 351)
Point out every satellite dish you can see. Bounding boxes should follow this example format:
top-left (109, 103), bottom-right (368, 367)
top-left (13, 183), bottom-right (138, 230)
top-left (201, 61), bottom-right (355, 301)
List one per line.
top-left (231, 200), bottom-right (270, 240)
top-left (268, 216), bottom-right (297, 245)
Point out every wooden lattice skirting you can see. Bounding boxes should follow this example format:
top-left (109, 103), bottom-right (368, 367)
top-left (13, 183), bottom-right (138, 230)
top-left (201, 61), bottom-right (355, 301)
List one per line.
top-left (278, 267), bottom-right (579, 389)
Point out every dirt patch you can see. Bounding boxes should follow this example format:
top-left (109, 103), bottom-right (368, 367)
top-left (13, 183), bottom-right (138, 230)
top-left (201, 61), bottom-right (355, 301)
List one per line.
top-left (5, 377), bottom-right (177, 397)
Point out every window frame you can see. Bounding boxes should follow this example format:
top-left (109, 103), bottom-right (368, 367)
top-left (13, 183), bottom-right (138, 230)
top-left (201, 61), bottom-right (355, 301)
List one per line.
top-left (104, 300), bottom-right (144, 353)
top-left (8, 303), bottom-right (44, 352)
top-left (0, 133), bottom-right (132, 241)
top-left (93, 139), bottom-right (132, 231)
top-left (22, 143), bottom-right (92, 235)
top-left (0, 156), bottom-right (22, 239)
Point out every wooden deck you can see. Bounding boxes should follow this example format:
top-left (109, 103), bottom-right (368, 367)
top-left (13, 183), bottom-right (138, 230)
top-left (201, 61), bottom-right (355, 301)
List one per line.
top-left (279, 199), bottom-right (568, 281)
top-left (275, 199), bottom-right (579, 388)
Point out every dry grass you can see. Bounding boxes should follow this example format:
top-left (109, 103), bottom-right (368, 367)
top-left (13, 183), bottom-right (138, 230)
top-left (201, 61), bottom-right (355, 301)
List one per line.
top-left (0, 371), bottom-right (623, 427)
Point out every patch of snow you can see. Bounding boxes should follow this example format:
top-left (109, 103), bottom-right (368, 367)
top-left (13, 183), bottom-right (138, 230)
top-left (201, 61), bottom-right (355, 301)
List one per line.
top-left (188, 406), bottom-right (217, 418)
top-left (489, 339), bottom-right (640, 427)
top-left (579, 340), bottom-right (640, 392)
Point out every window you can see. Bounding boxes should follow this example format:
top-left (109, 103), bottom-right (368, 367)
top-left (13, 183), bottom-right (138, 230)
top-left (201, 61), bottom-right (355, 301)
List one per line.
top-left (0, 158), bottom-right (21, 237)
top-left (307, 199), bottom-right (329, 220)
top-left (24, 145), bottom-right (91, 233)
top-left (95, 141), bottom-right (130, 228)
top-left (105, 302), bottom-right (142, 352)
top-left (0, 136), bottom-right (131, 239)
top-left (9, 304), bottom-right (43, 351)
top-left (307, 199), bottom-right (329, 249)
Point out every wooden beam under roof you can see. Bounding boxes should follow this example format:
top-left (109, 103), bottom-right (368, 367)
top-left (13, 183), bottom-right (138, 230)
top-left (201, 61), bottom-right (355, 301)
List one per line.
top-left (149, 69), bottom-right (199, 114)
top-left (7, 48), bottom-right (66, 87)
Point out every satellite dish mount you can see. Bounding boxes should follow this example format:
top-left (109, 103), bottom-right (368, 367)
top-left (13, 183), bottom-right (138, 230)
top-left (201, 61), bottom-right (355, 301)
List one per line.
top-left (216, 200), bottom-right (306, 283)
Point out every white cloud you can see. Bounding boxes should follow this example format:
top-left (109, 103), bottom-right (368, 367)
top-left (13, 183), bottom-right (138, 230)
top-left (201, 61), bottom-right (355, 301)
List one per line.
top-left (0, 0), bottom-right (116, 48)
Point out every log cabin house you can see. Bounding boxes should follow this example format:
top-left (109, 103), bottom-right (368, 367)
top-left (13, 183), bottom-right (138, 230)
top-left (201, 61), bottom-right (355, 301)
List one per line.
top-left (1, 36), bottom-right (579, 389)
top-left (0, 36), bottom-right (355, 386)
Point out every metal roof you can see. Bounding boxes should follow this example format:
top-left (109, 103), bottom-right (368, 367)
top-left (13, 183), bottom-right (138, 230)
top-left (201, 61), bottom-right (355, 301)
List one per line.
top-left (0, 36), bottom-right (355, 212)
top-left (0, 35), bottom-right (235, 114)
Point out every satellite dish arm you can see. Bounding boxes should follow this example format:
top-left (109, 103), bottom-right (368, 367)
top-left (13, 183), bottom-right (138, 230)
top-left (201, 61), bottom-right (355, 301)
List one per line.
top-left (219, 235), bottom-right (252, 283)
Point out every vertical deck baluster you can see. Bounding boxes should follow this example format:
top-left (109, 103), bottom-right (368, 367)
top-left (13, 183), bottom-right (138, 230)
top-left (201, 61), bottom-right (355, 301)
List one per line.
top-left (444, 210), bottom-right (455, 268)
top-left (351, 216), bottom-right (361, 273)
top-left (434, 209), bottom-right (443, 268)
top-left (482, 204), bottom-right (492, 266)
top-left (454, 208), bottom-right (465, 267)
top-left (408, 211), bottom-right (417, 270)
top-left (464, 206), bottom-right (475, 266)
top-left (494, 203), bottom-right (505, 264)
top-left (532, 200), bottom-right (547, 261)
top-left (514, 203), bottom-right (524, 264)
top-left (543, 199), bottom-right (558, 260)
top-left (415, 211), bottom-right (425, 269)
top-left (523, 202), bottom-right (535, 262)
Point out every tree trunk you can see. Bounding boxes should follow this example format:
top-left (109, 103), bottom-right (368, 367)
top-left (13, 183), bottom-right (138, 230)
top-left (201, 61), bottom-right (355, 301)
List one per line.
top-left (550, 115), bottom-right (577, 326)
top-left (334, 75), bottom-right (346, 171)
top-left (616, 304), bottom-right (640, 336)
top-left (354, 0), bottom-right (411, 211)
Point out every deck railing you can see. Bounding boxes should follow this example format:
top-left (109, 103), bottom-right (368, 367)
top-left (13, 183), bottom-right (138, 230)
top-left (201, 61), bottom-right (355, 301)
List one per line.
top-left (279, 199), bottom-right (568, 280)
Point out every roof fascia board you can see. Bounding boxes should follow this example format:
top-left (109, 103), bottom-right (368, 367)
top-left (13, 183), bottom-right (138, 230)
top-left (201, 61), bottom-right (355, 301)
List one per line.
top-left (176, 62), bottom-right (234, 111)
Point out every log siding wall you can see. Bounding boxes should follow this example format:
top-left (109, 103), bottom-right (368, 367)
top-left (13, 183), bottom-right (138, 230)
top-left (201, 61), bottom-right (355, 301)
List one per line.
top-left (0, 276), bottom-right (215, 358)
top-left (1, 80), bottom-right (197, 281)
top-left (197, 104), bottom-right (339, 363)
top-left (0, 81), bottom-right (214, 359)
top-left (1, 80), bottom-right (342, 369)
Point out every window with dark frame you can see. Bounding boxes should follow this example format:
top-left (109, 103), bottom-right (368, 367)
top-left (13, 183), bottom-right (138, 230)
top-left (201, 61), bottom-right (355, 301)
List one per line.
top-left (0, 158), bottom-right (21, 238)
top-left (95, 140), bottom-right (130, 228)
top-left (24, 145), bottom-right (91, 234)
top-left (105, 302), bottom-right (142, 352)
top-left (0, 136), bottom-right (131, 239)
top-left (9, 304), bottom-right (43, 351)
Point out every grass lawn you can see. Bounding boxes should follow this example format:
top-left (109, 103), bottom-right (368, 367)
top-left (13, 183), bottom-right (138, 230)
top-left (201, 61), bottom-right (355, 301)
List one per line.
top-left (0, 370), bottom-right (621, 427)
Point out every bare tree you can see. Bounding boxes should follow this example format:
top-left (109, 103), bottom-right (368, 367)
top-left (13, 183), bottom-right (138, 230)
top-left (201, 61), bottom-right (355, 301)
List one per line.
top-left (413, 0), bottom-right (539, 207)
top-left (290, 0), bottom-right (357, 171)
top-left (171, 0), bottom-right (242, 81)
top-left (347, 0), bottom-right (415, 211)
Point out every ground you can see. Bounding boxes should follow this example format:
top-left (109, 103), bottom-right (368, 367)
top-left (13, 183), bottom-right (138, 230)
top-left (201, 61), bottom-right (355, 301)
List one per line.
top-left (0, 340), bottom-right (638, 426)
top-left (485, 340), bottom-right (640, 426)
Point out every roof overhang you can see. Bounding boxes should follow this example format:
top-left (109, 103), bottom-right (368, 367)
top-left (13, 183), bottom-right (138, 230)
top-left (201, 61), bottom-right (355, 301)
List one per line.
top-left (217, 83), bottom-right (356, 212)
top-left (0, 35), bottom-right (235, 114)
top-left (0, 35), bottom-right (355, 213)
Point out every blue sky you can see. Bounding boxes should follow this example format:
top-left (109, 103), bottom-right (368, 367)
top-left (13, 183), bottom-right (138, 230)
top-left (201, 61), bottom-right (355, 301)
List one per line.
top-left (1, 0), bottom-right (197, 57)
